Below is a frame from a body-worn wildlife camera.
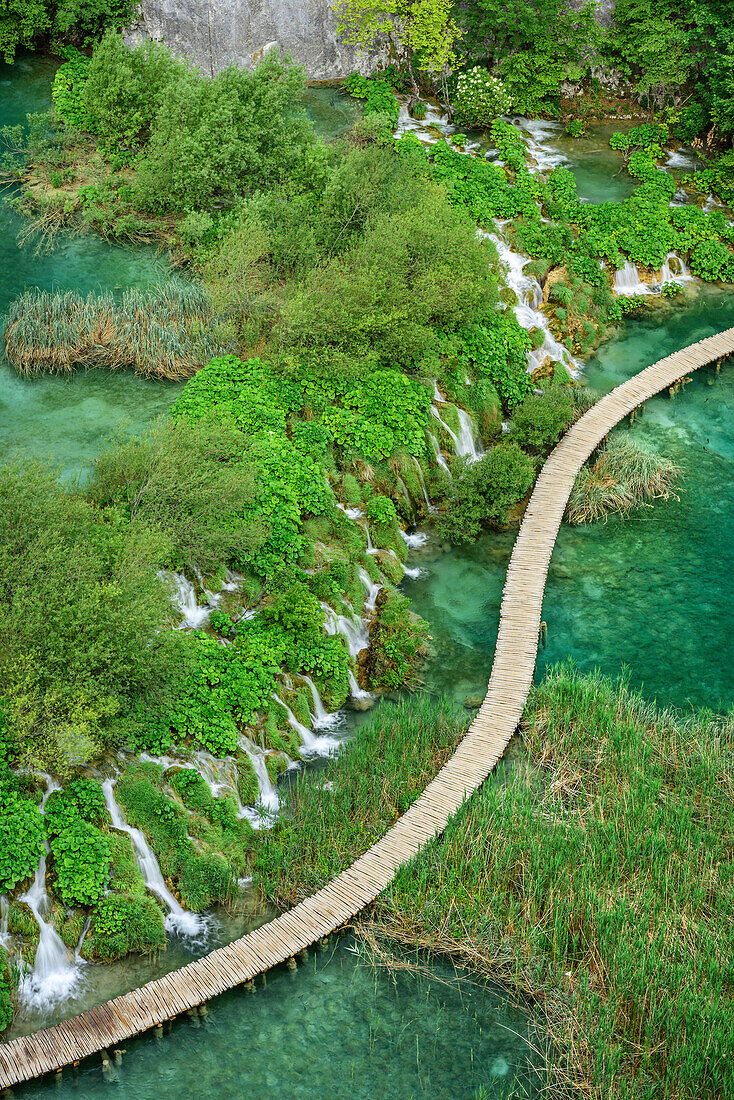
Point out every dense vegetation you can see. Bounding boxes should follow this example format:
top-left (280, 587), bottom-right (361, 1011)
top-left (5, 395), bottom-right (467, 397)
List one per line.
top-left (0, 0), bottom-right (731, 1052)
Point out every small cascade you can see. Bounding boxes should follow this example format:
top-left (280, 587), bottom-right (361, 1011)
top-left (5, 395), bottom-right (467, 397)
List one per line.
top-left (456, 409), bottom-right (483, 462)
top-left (395, 474), bottom-right (411, 506)
top-left (358, 568), bottom-right (382, 615)
top-left (160, 571), bottom-right (222, 630)
top-left (486, 228), bottom-right (578, 375)
top-left (19, 775), bottom-right (83, 1010)
top-left (665, 148), bottom-right (698, 170)
top-left (363, 526), bottom-right (380, 557)
top-left (336, 502), bottom-right (364, 520)
top-left (401, 530), bottom-right (428, 550)
top-left (102, 779), bottom-right (205, 941)
top-left (403, 566), bottom-right (427, 579)
top-left (193, 751), bottom-right (231, 798)
top-left (394, 98), bottom-right (455, 146)
top-left (613, 262), bottom-right (651, 297)
top-left (412, 456), bottom-right (438, 513)
top-left (300, 674), bottom-right (345, 731)
top-left (0, 895), bottom-right (9, 948)
top-left (431, 405), bottom-right (461, 454)
top-left (433, 380), bottom-right (444, 402)
top-left (239, 737), bottom-right (280, 821)
top-left (75, 916), bottom-right (92, 960)
top-left (322, 603), bottom-right (369, 657)
top-left (428, 431), bottom-right (452, 478)
top-left (511, 117), bottom-right (568, 173)
top-left (272, 695), bottom-right (339, 758)
top-left (348, 671), bottom-right (373, 703)
top-left (659, 251), bottom-right (692, 287)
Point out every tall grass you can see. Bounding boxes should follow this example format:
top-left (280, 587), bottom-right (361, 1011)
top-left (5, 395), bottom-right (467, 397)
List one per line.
top-left (3, 284), bottom-right (232, 380)
top-left (253, 697), bottom-right (467, 909)
top-left (373, 666), bottom-right (734, 1099)
top-left (567, 435), bottom-right (681, 524)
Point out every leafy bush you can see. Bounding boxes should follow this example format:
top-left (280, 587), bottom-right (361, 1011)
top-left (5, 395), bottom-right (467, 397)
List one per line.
top-left (49, 819), bottom-right (111, 906)
top-left (510, 385), bottom-right (574, 452)
top-left (437, 442), bottom-right (535, 543)
top-left (52, 48), bottom-right (92, 129)
top-left (86, 894), bottom-right (165, 961)
top-left (365, 590), bottom-right (428, 690)
top-left (689, 239), bottom-right (734, 282)
top-left (0, 459), bottom-right (191, 770)
top-left (0, 772), bottom-right (44, 892)
top-left (453, 68), bottom-right (512, 128)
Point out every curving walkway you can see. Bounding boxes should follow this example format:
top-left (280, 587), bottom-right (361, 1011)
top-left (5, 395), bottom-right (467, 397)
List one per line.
top-left (1, 329), bottom-right (733, 1087)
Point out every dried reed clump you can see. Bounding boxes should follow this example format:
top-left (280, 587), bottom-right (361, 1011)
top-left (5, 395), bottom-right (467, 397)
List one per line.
top-left (3, 284), bottom-right (233, 381)
top-left (566, 435), bottom-right (681, 524)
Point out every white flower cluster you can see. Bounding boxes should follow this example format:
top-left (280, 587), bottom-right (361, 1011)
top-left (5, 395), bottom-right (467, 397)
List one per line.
top-left (454, 67), bottom-right (512, 127)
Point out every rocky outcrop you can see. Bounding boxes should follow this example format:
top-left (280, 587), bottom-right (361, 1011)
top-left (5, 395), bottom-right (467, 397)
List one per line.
top-left (126, 0), bottom-right (377, 80)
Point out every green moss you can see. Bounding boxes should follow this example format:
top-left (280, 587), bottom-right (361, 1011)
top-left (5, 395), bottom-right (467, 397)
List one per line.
top-left (8, 902), bottom-right (39, 947)
top-left (84, 894), bottom-right (166, 962)
top-left (235, 751), bottom-right (260, 807)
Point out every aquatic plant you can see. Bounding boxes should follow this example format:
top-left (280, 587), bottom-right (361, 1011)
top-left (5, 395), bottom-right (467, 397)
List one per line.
top-left (375, 666), bottom-right (734, 1099)
top-left (566, 435), bottom-right (681, 524)
top-left (3, 284), bottom-right (230, 380)
top-left (254, 696), bottom-right (467, 908)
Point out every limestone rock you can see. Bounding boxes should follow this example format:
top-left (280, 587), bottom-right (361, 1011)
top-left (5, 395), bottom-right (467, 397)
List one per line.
top-left (127, 0), bottom-right (379, 80)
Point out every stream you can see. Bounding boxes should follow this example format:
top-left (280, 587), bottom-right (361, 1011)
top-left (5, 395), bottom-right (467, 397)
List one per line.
top-left (2, 55), bottom-right (733, 1092)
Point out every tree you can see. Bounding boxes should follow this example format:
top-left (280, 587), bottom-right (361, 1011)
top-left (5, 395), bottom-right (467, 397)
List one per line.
top-left (332, 0), bottom-right (461, 94)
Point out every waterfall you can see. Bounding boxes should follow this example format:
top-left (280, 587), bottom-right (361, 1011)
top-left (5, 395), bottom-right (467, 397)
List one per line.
top-left (395, 474), bottom-right (411, 506)
top-left (456, 409), bottom-right (483, 462)
top-left (272, 695), bottom-right (339, 758)
top-left (659, 251), bottom-right (692, 287)
top-left (74, 916), bottom-right (92, 961)
top-left (511, 117), bottom-right (567, 173)
top-left (401, 530), bottom-right (428, 550)
top-left (336, 502), bottom-right (364, 520)
top-left (300, 674), bottom-right (345, 730)
top-left (358, 568), bottom-right (382, 615)
top-left (348, 671), bottom-right (373, 703)
top-left (19, 775), bottom-right (83, 1010)
top-left (613, 262), bottom-right (651, 297)
top-left (411, 456), bottom-right (438, 512)
top-left (433, 381), bottom-right (444, 402)
top-left (428, 431), bottom-right (452, 478)
top-left (430, 405), bottom-right (461, 454)
top-left (101, 779), bottom-right (205, 941)
top-left (0, 896), bottom-right (8, 949)
top-left (160, 571), bottom-right (222, 630)
top-left (363, 526), bottom-right (381, 557)
top-left (665, 148), bottom-right (698, 169)
top-left (193, 751), bottom-right (232, 798)
top-left (321, 604), bottom-right (369, 658)
top-left (403, 566), bottom-right (427, 579)
top-left (239, 737), bottom-right (280, 821)
top-left (485, 228), bottom-right (578, 375)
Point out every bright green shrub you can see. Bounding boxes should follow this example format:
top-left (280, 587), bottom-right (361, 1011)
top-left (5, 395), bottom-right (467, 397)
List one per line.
top-left (457, 321), bottom-right (533, 411)
top-left (49, 819), bottom-right (111, 906)
top-left (52, 48), bottom-right (93, 129)
top-left (366, 591), bottom-right (428, 690)
top-left (87, 894), bottom-right (165, 961)
top-left (689, 239), bottom-right (734, 282)
top-left (437, 442), bottom-right (536, 544)
top-left (0, 773), bottom-right (44, 892)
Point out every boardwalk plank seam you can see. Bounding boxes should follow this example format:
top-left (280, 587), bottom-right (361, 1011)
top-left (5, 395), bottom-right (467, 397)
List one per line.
top-left (1, 330), bottom-right (732, 1086)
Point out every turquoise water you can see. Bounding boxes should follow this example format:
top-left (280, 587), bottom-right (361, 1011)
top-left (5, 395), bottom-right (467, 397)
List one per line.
top-left (0, 55), bottom-right (181, 479)
top-left (405, 287), bottom-right (734, 713)
top-left (15, 938), bottom-right (535, 1099)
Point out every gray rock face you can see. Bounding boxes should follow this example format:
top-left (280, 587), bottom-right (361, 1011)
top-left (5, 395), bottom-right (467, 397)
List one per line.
top-left (128, 0), bottom-right (374, 79)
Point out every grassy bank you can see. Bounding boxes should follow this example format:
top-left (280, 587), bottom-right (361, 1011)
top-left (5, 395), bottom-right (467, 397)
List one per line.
top-left (253, 696), bottom-right (467, 909)
top-left (257, 666), bottom-right (734, 1097)
top-left (368, 667), bottom-right (734, 1099)
top-left (566, 435), bottom-right (681, 524)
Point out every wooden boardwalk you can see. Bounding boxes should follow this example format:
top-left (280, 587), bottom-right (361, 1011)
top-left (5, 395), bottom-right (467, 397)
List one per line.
top-left (1, 328), bottom-right (732, 1087)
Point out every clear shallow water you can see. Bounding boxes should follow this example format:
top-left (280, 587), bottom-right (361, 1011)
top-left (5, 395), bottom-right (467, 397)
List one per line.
top-left (302, 85), bottom-right (361, 140)
top-left (405, 286), bottom-right (734, 713)
top-left (0, 55), bottom-right (182, 479)
top-left (14, 938), bottom-right (535, 1099)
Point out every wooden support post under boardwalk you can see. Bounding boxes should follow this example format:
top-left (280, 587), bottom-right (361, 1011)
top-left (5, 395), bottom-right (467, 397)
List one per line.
top-left (0, 327), bottom-right (732, 1090)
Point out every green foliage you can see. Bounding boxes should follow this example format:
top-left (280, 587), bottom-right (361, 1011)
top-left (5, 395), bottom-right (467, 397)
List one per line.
top-left (0, 0), bottom-right (137, 62)
top-left (134, 51), bottom-right (313, 213)
top-left (453, 67), bottom-right (512, 128)
top-left (366, 590), bottom-right (428, 689)
top-left (49, 818), bottom-right (111, 906)
top-left (383, 667), bottom-right (734, 1099)
top-left (0, 459), bottom-right (191, 770)
top-left (437, 442), bottom-right (535, 543)
top-left (689, 238), bottom-right (734, 282)
top-left (0, 771), bottom-right (45, 892)
top-left (490, 119), bottom-right (527, 172)
top-left (0, 949), bottom-right (12, 1032)
top-left (86, 894), bottom-right (165, 961)
top-left (254, 696), bottom-right (466, 906)
top-left (44, 778), bottom-right (107, 835)
top-left (51, 48), bottom-right (92, 129)
top-left (344, 74), bottom-right (400, 125)
top-left (87, 416), bottom-right (266, 575)
top-left (334, 0), bottom-right (461, 87)
top-left (509, 385), bottom-right (574, 452)
top-left (456, 321), bottom-right (533, 412)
